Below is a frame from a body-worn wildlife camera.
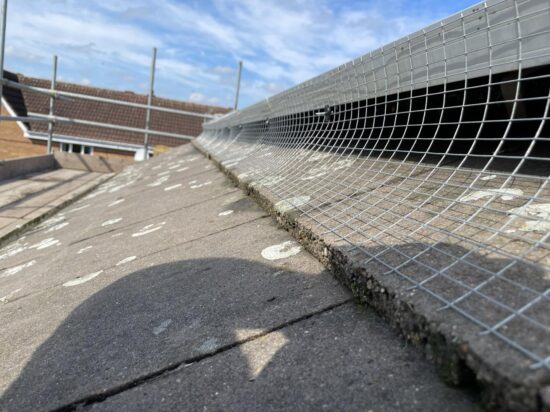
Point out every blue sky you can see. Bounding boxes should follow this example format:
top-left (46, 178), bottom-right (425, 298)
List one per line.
top-left (4, 0), bottom-right (477, 108)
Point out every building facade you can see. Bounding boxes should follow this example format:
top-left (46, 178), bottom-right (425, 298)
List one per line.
top-left (1, 71), bottom-right (231, 160)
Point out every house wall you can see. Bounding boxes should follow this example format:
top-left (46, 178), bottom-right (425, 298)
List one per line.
top-left (0, 103), bottom-right (46, 159)
top-left (93, 146), bottom-right (135, 159)
top-left (1, 102), bottom-right (137, 160)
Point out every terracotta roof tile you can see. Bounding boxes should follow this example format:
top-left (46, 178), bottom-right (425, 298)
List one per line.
top-left (3, 71), bottom-right (231, 147)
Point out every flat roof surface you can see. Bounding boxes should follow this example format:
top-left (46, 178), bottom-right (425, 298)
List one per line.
top-left (0, 145), bottom-right (476, 410)
top-left (0, 167), bottom-right (111, 241)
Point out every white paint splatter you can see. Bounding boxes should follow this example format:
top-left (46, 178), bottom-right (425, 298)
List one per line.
top-left (177, 167), bottom-right (189, 172)
top-left (152, 165), bottom-right (163, 170)
top-left (164, 184), bottom-right (182, 191)
top-left (218, 210), bottom-right (234, 216)
top-left (132, 222), bottom-right (166, 237)
top-left (111, 233), bottom-right (124, 238)
top-left (307, 152), bottom-right (331, 162)
top-left (197, 338), bottom-right (219, 354)
top-left (108, 199), bottom-right (125, 207)
top-left (0, 244), bottom-right (27, 260)
top-left (480, 174), bottom-right (497, 181)
top-left (261, 241), bottom-right (302, 261)
top-left (0, 288), bottom-right (22, 303)
top-left (40, 215), bottom-right (65, 226)
top-left (153, 319), bottom-right (172, 335)
top-left (108, 184), bottom-right (130, 193)
top-left (77, 245), bottom-right (93, 254)
top-left (301, 166), bottom-right (327, 181)
top-left (63, 270), bottom-right (103, 287)
top-left (508, 203), bottom-right (550, 233)
top-left (102, 218), bottom-right (123, 227)
top-left (157, 171), bottom-right (171, 176)
top-left (221, 157), bottom-right (243, 167)
top-left (275, 196), bottom-right (311, 213)
top-left (509, 203), bottom-right (550, 219)
top-left (520, 221), bottom-right (550, 232)
top-left (190, 181), bottom-right (212, 189)
top-left (148, 176), bottom-right (170, 187)
top-left (116, 256), bottom-right (137, 266)
top-left (261, 175), bottom-right (284, 187)
top-left (85, 190), bottom-right (106, 199)
top-left (0, 260), bottom-right (36, 279)
top-left (30, 238), bottom-right (60, 250)
top-left (332, 159), bottom-right (355, 171)
top-left (45, 222), bottom-right (69, 233)
top-left (460, 188), bottom-right (523, 202)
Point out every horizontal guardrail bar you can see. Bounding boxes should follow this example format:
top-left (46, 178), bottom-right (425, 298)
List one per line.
top-left (0, 114), bottom-right (194, 140)
top-left (1, 77), bottom-right (218, 119)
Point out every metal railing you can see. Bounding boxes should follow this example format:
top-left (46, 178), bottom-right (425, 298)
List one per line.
top-left (0, 47), bottom-right (213, 157)
top-left (197, 0), bottom-right (550, 375)
top-left (0, 0), bottom-right (244, 158)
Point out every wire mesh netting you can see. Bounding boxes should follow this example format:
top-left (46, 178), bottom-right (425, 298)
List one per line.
top-left (198, 0), bottom-right (550, 370)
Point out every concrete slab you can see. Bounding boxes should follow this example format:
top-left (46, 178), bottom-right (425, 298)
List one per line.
top-left (0, 145), bottom-right (477, 411)
top-left (0, 168), bottom-right (112, 246)
top-left (195, 138), bottom-right (550, 412)
top-left (89, 303), bottom-right (476, 412)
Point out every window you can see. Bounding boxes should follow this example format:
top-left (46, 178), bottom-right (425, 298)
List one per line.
top-left (59, 143), bottom-right (94, 155)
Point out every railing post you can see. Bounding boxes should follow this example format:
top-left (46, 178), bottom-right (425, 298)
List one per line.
top-left (233, 60), bottom-right (242, 111)
top-left (46, 55), bottom-right (57, 154)
top-left (143, 47), bottom-right (157, 160)
top-left (0, 0), bottom-right (8, 109)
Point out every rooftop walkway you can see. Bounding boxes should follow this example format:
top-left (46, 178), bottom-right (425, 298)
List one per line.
top-left (0, 168), bottom-right (110, 242)
top-left (0, 145), bottom-right (477, 411)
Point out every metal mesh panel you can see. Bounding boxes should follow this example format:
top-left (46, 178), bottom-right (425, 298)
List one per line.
top-left (198, 0), bottom-right (550, 370)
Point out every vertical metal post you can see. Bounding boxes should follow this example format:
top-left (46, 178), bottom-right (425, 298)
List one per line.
top-left (0, 0), bottom-right (8, 111)
top-left (46, 55), bottom-right (57, 154)
top-left (233, 60), bottom-right (242, 111)
top-left (143, 47), bottom-right (157, 159)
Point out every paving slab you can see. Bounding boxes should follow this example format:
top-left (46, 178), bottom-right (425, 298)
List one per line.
top-left (90, 303), bottom-right (475, 412)
top-left (0, 144), bottom-right (477, 411)
top-left (0, 168), bottom-right (112, 245)
top-left (195, 138), bottom-right (550, 412)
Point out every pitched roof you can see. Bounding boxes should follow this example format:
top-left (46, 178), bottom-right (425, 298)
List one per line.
top-left (2, 71), bottom-right (231, 148)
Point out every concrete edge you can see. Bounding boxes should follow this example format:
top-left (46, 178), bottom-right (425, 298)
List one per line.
top-left (0, 173), bottom-right (115, 250)
top-left (0, 154), bottom-right (55, 181)
top-left (192, 139), bottom-right (548, 412)
top-left (54, 152), bottom-right (133, 173)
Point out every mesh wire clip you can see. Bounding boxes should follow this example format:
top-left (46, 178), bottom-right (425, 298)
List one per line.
top-left (315, 105), bottom-right (333, 122)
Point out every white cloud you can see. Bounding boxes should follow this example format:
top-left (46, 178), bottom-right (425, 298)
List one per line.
top-left (3, 0), bottom-right (457, 107)
top-left (189, 92), bottom-right (222, 105)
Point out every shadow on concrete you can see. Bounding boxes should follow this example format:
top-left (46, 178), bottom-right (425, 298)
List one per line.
top-left (0, 255), bottom-right (484, 411)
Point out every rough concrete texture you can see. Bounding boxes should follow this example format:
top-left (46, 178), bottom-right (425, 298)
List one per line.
top-left (0, 145), bottom-right (478, 411)
top-left (194, 140), bottom-right (550, 412)
top-left (0, 168), bottom-right (112, 246)
top-left (53, 152), bottom-right (133, 173)
top-left (0, 154), bottom-right (55, 181)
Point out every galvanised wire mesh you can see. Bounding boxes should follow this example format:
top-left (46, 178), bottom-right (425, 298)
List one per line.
top-left (198, 0), bottom-right (550, 370)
